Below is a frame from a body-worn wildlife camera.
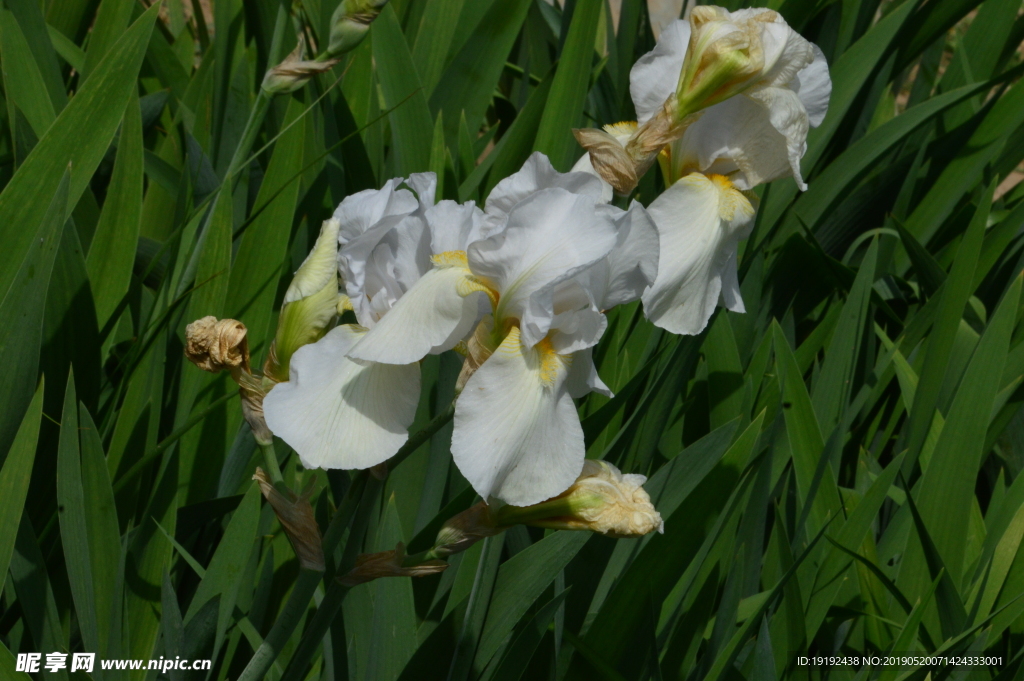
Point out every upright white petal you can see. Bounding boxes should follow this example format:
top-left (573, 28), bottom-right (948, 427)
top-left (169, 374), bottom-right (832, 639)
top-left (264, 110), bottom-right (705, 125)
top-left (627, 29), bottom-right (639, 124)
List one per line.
top-left (263, 325), bottom-right (420, 470)
top-left (630, 20), bottom-right (690, 126)
top-left (641, 173), bottom-right (756, 335)
top-left (348, 258), bottom-right (488, 364)
top-left (484, 152), bottom-right (608, 227)
top-left (427, 200), bottom-right (488, 254)
top-left (468, 188), bottom-right (619, 348)
top-left (452, 327), bottom-right (584, 506)
top-left (405, 172), bottom-right (437, 209)
top-left (334, 178), bottom-right (418, 245)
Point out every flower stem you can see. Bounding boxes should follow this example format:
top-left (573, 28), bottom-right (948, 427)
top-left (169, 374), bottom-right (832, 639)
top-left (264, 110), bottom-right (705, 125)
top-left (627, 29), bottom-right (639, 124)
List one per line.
top-left (235, 405), bottom-right (455, 681)
top-left (236, 471), bottom-right (367, 681)
top-left (260, 440), bottom-right (285, 486)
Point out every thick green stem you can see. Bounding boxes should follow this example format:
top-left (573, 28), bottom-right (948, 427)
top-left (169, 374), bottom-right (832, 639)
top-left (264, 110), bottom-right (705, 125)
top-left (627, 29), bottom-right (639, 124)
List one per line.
top-left (278, 582), bottom-right (350, 681)
top-left (259, 440), bottom-right (285, 487)
top-left (237, 472), bottom-right (367, 681)
top-left (236, 405), bottom-right (456, 680)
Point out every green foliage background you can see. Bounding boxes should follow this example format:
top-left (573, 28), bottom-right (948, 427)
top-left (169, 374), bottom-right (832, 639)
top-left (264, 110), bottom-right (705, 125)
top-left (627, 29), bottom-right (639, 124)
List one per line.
top-left (2, 0), bottom-right (1024, 679)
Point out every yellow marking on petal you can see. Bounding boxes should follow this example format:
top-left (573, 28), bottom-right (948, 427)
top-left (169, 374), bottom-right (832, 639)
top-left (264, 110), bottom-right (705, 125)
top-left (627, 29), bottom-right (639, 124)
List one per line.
top-left (337, 294), bottom-right (354, 313)
top-left (707, 173), bottom-right (755, 222)
top-left (431, 250), bottom-right (470, 268)
top-left (536, 337), bottom-right (571, 388)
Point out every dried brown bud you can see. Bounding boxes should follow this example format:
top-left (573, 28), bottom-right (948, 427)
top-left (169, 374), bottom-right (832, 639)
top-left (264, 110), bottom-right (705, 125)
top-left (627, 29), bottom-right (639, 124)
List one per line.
top-left (432, 501), bottom-right (503, 558)
top-left (262, 40), bottom-right (340, 95)
top-left (338, 542), bottom-right (448, 587)
top-left (253, 468), bottom-right (325, 571)
top-left (185, 316), bottom-right (251, 374)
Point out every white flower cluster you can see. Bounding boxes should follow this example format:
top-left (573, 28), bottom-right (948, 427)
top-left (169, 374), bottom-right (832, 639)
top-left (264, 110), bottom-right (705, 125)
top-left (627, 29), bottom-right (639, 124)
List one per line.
top-left (262, 7), bottom-right (831, 509)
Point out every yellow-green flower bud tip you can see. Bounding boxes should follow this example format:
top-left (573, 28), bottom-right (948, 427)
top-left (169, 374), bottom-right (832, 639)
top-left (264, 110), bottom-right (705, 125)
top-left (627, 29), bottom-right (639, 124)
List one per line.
top-left (497, 460), bottom-right (664, 538)
top-left (675, 7), bottom-right (771, 118)
top-left (253, 468), bottom-right (325, 571)
top-left (327, 0), bottom-right (389, 57)
top-left (267, 219), bottom-right (342, 382)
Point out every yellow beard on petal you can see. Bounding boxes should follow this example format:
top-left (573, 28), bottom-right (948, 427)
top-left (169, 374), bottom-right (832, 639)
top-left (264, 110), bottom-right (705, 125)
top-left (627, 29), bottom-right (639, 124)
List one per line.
top-left (707, 173), bottom-right (755, 222)
top-left (431, 250), bottom-right (500, 309)
top-left (536, 336), bottom-right (572, 388)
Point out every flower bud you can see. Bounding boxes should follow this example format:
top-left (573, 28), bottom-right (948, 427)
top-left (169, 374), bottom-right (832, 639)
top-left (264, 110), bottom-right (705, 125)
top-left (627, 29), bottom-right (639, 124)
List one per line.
top-left (674, 7), bottom-right (771, 119)
top-left (431, 502), bottom-right (502, 558)
top-left (338, 542), bottom-right (448, 587)
top-left (185, 316), bottom-right (250, 374)
top-left (185, 316), bottom-right (272, 444)
top-left (261, 41), bottom-right (339, 96)
top-left (253, 468), bottom-right (325, 571)
top-left (495, 460), bottom-right (664, 538)
top-left (265, 219), bottom-right (342, 382)
top-left (327, 0), bottom-right (389, 58)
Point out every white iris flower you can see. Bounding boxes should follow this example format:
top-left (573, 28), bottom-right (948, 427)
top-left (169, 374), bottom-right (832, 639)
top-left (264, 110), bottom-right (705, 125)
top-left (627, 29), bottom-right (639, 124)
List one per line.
top-left (349, 153), bottom-right (658, 506)
top-left (574, 8), bottom-right (831, 336)
top-left (263, 174), bottom-right (439, 470)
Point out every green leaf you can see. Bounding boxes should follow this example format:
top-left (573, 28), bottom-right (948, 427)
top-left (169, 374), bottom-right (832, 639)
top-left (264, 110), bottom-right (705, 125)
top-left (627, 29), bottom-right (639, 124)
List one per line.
top-left (411, 0), bottom-right (466, 97)
top-left (57, 370), bottom-right (101, 656)
top-left (533, 0), bottom-right (601, 170)
top-left (0, 3), bottom-right (158, 303)
top-left (475, 531), bottom-right (590, 669)
top-left (87, 88), bottom-right (143, 329)
top-left (226, 96), bottom-right (306, 359)
top-left (811, 238), bottom-right (877, 433)
top-left (0, 169), bottom-right (67, 463)
top-left (81, 0), bottom-right (135, 82)
top-left (366, 495), bottom-right (420, 681)
top-left (184, 484), bottom-right (261, 660)
top-left (906, 273), bottom-right (1021, 600)
top-left (905, 79), bottom-right (1024, 247)
top-left (79, 403), bottom-right (122, 659)
top-left (0, 380), bottom-right (42, 595)
top-left (430, 0), bottom-right (532, 147)
top-left (902, 183), bottom-right (990, 473)
top-left (372, 3), bottom-right (433, 176)
top-left (0, 8), bottom-right (56, 138)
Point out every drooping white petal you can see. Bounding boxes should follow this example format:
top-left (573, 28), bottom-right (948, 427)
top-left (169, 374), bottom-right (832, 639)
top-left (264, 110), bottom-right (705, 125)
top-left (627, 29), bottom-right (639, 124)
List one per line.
top-left (747, 86), bottom-right (811, 189)
top-left (630, 19), bottom-right (691, 126)
top-left (565, 346), bottom-right (612, 398)
top-left (468, 188), bottom-right (619, 348)
top-left (348, 261), bottom-right (488, 364)
top-left (427, 200), bottom-right (488, 254)
top-left (718, 249), bottom-right (745, 313)
top-left (451, 327), bottom-right (584, 505)
top-left (548, 303), bottom-right (608, 355)
top-left (263, 325), bottom-right (420, 470)
top-left (593, 201), bottom-right (660, 309)
top-left (794, 44), bottom-right (831, 127)
top-left (484, 152), bottom-right (608, 227)
top-left (641, 173), bottom-right (756, 335)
